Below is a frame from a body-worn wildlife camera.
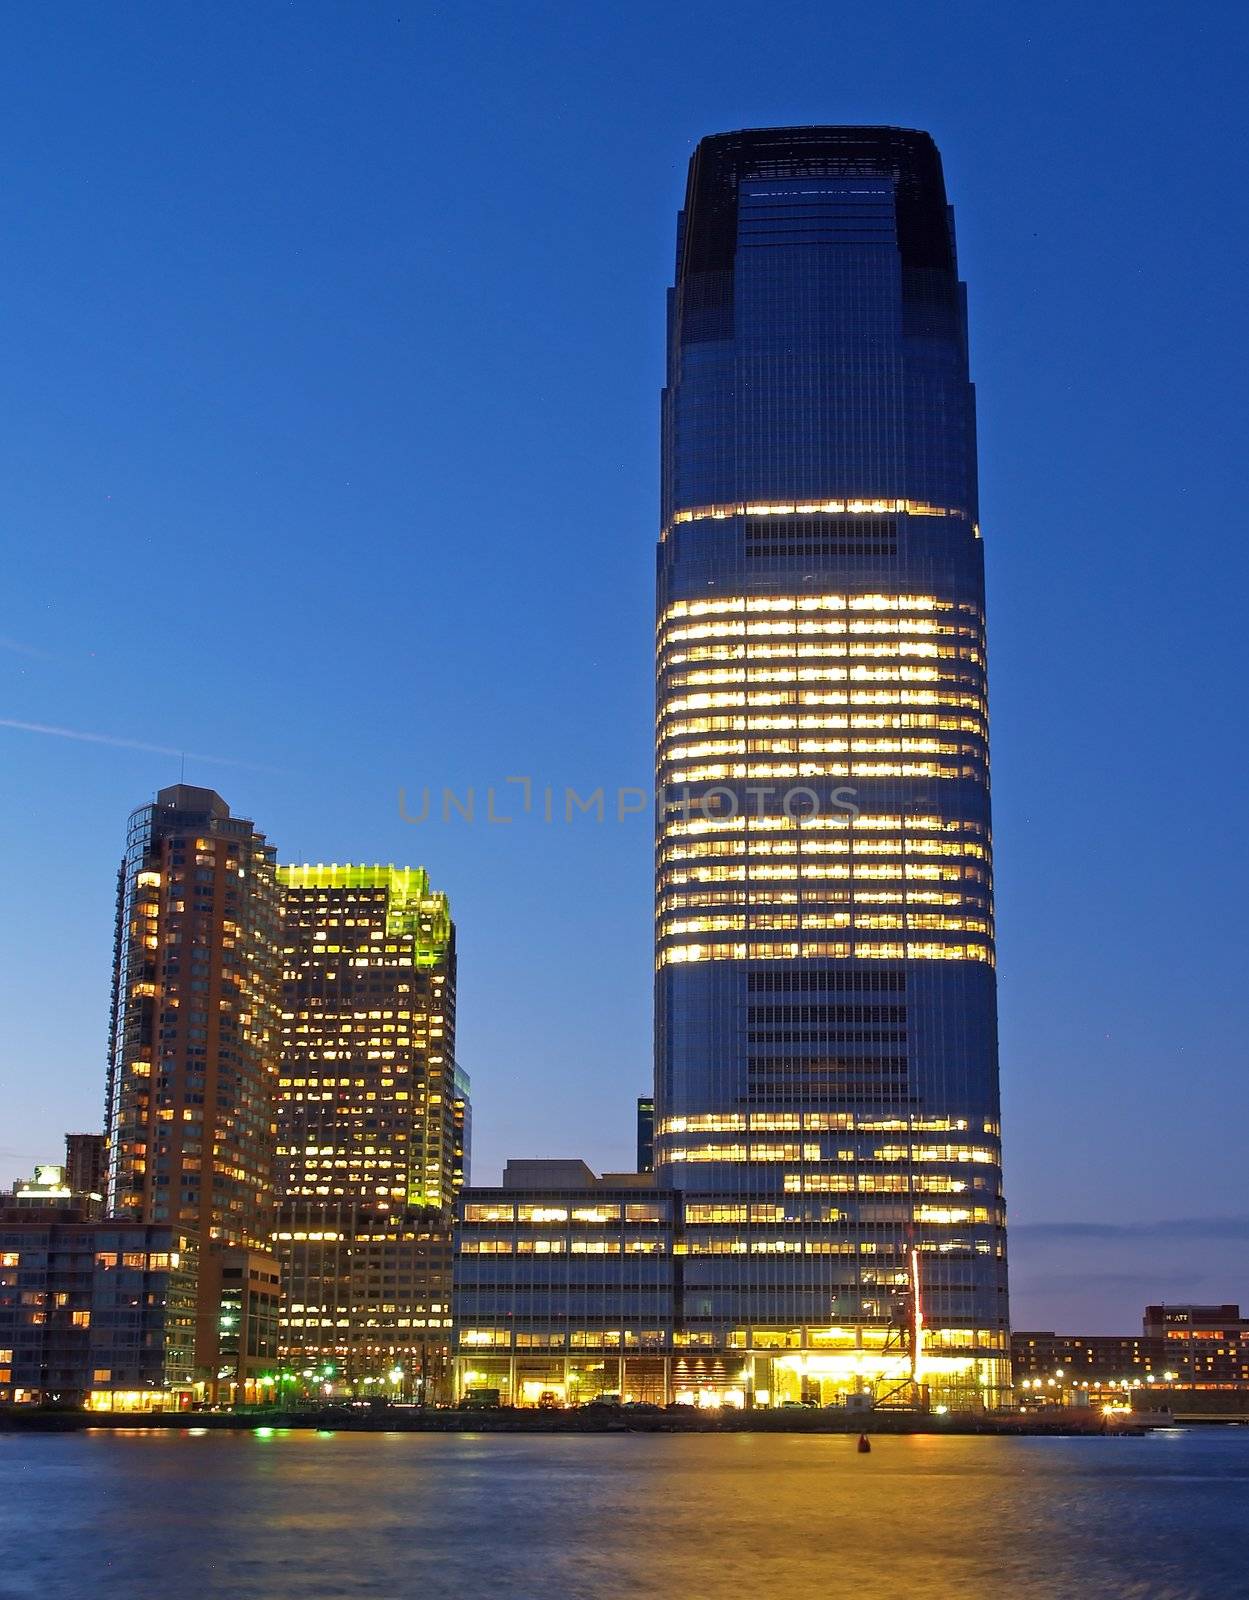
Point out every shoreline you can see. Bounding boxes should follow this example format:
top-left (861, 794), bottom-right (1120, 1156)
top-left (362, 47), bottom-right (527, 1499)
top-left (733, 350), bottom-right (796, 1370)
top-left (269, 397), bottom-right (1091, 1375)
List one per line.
top-left (0, 1407), bottom-right (1152, 1438)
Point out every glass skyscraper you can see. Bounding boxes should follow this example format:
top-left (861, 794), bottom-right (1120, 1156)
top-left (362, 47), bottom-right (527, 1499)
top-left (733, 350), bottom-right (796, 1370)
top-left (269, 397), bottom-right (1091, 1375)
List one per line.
top-left (654, 128), bottom-right (1009, 1405)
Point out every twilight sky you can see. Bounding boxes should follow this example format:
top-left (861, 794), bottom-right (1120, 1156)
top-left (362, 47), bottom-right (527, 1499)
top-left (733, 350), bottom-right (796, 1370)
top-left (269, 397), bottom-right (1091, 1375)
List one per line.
top-left (1, 1), bottom-right (1246, 1334)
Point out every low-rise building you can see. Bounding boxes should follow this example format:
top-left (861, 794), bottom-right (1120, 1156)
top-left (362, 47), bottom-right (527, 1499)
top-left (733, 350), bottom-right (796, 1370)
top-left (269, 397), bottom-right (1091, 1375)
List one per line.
top-left (1012, 1305), bottom-right (1249, 1415)
top-left (453, 1161), bottom-right (676, 1406)
top-left (0, 1213), bottom-right (197, 1410)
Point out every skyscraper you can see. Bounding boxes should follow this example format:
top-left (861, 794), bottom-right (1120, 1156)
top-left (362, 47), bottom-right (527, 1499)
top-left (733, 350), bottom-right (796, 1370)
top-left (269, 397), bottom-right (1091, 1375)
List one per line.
top-left (104, 784), bottom-right (282, 1396)
top-left (449, 126), bottom-right (1009, 1410)
top-left (654, 128), bottom-right (1009, 1405)
top-left (274, 864), bottom-right (465, 1396)
top-left (106, 787), bottom-right (280, 1244)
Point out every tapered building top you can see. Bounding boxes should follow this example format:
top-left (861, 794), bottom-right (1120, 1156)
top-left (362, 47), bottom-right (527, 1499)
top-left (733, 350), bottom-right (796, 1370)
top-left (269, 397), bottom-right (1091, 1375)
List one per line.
top-left (676, 126), bottom-right (954, 283)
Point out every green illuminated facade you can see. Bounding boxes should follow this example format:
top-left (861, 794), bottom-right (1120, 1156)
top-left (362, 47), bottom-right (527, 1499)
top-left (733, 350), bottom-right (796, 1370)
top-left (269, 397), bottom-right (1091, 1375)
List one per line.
top-left (273, 864), bottom-right (467, 1396)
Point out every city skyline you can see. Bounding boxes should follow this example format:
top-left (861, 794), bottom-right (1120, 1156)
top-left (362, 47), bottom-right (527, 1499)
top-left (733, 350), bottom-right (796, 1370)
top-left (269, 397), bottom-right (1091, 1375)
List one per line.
top-left (2, 2), bottom-right (1247, 1338)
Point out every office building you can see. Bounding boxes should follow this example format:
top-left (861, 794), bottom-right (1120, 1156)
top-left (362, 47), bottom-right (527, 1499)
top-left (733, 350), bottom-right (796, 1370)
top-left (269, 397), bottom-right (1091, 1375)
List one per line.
top-left (453, 128), bottom-right (1009, 1408)
top-left (454, 1162), bottom-right (676, 1406)
top-left (1143, 1304), bottom-right (1249, 1389)
top-left (274, 864), bottom-right (465, 1395)
top-left (649, 126), bottom-right (1009, 1406)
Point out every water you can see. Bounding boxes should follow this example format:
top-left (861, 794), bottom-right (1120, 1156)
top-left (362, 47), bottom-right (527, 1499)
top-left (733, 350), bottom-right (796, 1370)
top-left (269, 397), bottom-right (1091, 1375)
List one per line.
top-left (2, 1427), bottom-right (1247, 1599)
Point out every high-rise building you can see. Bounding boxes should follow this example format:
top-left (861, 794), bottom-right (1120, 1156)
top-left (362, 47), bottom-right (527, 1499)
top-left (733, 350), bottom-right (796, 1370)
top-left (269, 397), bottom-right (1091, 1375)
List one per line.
top-left (448, 126), bottom-right (1009, 1410)
top-left (64, 1133), bottom-right (106, 1209)
top-left (274, 864), bottom-right (465, 1396)
top-left (653, 128), bottom-right (1009, 1405)
top-left (104, 784), bottom-right (282, 1397)
top-left (636, 1097), bottom-right (655, 1173)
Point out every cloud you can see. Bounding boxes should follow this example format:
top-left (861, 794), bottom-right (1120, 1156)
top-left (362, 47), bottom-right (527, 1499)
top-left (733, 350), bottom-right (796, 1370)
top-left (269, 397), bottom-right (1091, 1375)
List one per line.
top-left (1012, 1270), bottom-right (1212, 1293)
top-left (0, 717), bottom-right (288, 775)
top-left (1012, 1216), bottom-right (1249, 1243)
top-left (0, 636), bottom-right (54, 660)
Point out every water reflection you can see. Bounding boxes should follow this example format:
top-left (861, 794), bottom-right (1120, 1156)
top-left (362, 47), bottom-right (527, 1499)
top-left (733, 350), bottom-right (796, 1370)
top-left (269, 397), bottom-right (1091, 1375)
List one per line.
top-left (2, 1430), bottom-right (1245, 1599)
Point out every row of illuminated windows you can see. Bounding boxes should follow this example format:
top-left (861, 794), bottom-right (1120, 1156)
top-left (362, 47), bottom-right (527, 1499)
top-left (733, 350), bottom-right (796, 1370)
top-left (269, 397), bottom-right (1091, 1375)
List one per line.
top-left (661, 866), bottom-right (986, 887)
top-left (663, 813), bottom-right (987, 837)
top-left (658, 620), bottom-right (978, 652)
top-left (665, 644), bottom-right (988, 671)
top-left (463, 1204), bottom-right (665, 1225)
top-left (659, 941), bottom-right (995, 965)
top-left (722, 1325), bottom-right (1004, 1351)
top-left (662, 891), bottom-right (987, 913)
top-left (662, 738), bottom-right (982, 761)
top-left (665, 870), bottom-right (990, 892)
top-left (662, 653), bottom-right (982, 683)
top-left (662, 839), bottom-right (989, 860)
top-left (659, 650), bottom-right (985, 684)
top-left (664, 671), bottom-right (982, 709)
top-left (665, 763), bottom-right (984, 784)
top-left (658, 1145), bottom-right (997, 1171)
top-left (661, 638), bottom-right (981, 663)
top-left (664, 610), bottom-right (979, 636)
top-left (664, 498), bottom-right (966, 528)
top-left (659, 592), bottom-right (965, 620)
top-left (682, 1181), bottom-right (978, 1219)
top-left (283, 1009), bottom-right (436, 1022)
top-left (283, 1052), bottom-right (428, 1064)
top-left (284, 1317), bottom-right (452, 1328)
top-left (459, 1240), bottom-right (668, 1255)
top-left (659, 1115), bottom-right (982, 1135)
top-left (784, 1172), bottom-right (979, 1193)
top-left (661, 913), bottom-right (991, 936)
top-left (92, 1251), bottom-right (182, 1271)
top-left (461, 1330), bottom-right (670, 1349)
top-left (279, 1077), bottom-right (427, 1089)
top-left (658, 624), bottom-right (978, 649)
top-left (661, 717), bottom-right (985, 742)
top-left (671, 1219), bottom-right (995, 1250)
top-left (668, 689), bottom-right (987, 714)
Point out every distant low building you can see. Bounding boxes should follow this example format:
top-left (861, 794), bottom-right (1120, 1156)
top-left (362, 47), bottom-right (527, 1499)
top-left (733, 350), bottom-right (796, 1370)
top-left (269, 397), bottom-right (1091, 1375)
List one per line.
top-left (63, 1134), bottom-right (106, 1215)
top-left (9, 1143), bottom-right (105, 1221)
top-left (1012, 1305), bottom-right (1249, 1417)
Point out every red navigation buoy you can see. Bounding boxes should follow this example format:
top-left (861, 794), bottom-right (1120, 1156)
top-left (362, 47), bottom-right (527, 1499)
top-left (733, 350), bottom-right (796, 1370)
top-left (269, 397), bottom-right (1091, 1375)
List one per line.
top-left (857, 1433), bottom-right (871, 1454)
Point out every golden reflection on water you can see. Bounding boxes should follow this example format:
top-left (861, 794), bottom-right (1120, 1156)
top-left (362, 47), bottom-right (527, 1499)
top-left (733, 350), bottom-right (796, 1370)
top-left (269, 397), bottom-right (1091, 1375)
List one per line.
top-left (4, 1429), bottom-right (1245, 1599)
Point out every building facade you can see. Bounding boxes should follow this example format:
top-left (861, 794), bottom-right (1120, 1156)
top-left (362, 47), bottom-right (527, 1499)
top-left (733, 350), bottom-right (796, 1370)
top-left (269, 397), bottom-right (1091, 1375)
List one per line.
top-left (274, 864), bottom-right (465, 1395)
top-left (0, 1210), bottom-right (197, 1411)
top-left (1014, 1307), bottom-right (1249, 1418)
top-left (454, 1162), bottom-right (676, 1406)
top-left (104, 784), bottom-right (282, 1396)
top-left (653, 127), bottom-right (1008, 1406)
top-left (64, 1133), bottom-right (106, 1210)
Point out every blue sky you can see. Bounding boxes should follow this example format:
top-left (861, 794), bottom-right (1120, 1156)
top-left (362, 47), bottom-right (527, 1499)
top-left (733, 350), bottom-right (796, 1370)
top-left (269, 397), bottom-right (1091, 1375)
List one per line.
top-left (1, 0), bottom-right (1246, 1332)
